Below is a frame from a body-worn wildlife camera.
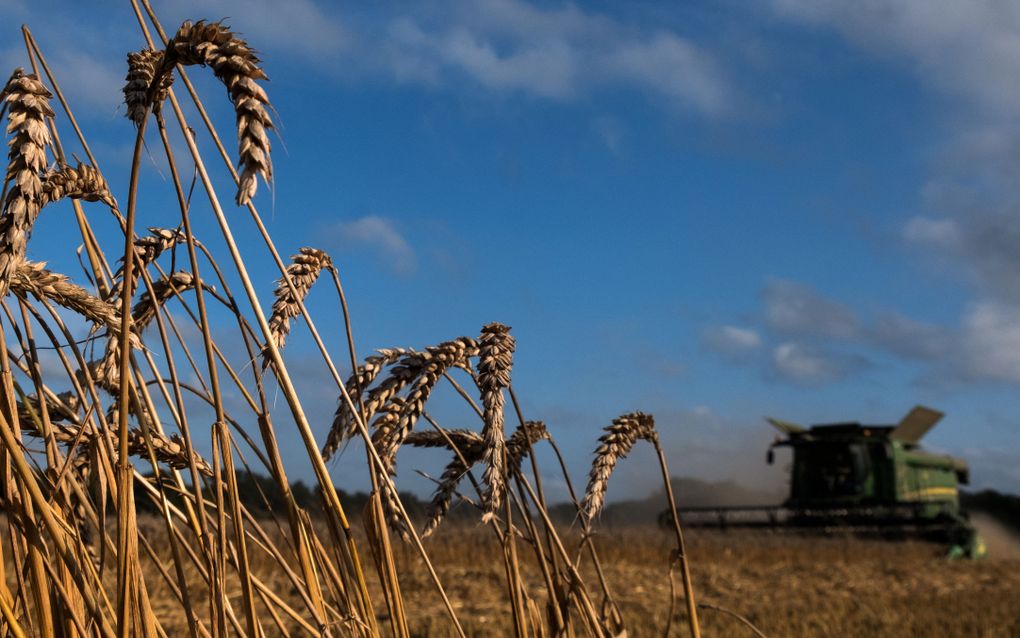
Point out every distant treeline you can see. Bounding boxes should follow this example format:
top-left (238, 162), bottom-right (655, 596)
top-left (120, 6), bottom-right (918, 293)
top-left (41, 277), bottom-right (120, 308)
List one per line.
top-left (135, 471), bottom-right (444, 522)
top-left (131, 473), bottom-right (1020, 532)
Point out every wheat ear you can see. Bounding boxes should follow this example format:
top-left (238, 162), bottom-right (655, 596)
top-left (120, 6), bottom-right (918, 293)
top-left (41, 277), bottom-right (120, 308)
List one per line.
top-left (92, 271), bottom-right (197, 391)
top-left (478, 322), bottom-right (514, 517)
top-left (379, 338), bottom-right (480, 465)
top-left (422, 452), bottom-right (482, 539)
top-left (123, 49), bottom-right (173, 126)
top-left (111, 227), bottom-right (189, 300)
top-left (16, 393), bottom-right (212, 476)
top-left (11, 260), bottom-right (124, 338)
top-left (265, 247), bottom-right (333, 358)
top-left (582, 412), bottom-right (658, 521)
top-left (40, 163), bottom-right (117, 209)
top-left (163, 20), bottom-right (273, 205)
top-left (405, 429), bottom-right (485, 454)
top-left (506, 420), bottom-right (549, 474)
top-left (0, 69), bottom-right (53, 296)
top-left (322, 347), bottom-right (409, 460)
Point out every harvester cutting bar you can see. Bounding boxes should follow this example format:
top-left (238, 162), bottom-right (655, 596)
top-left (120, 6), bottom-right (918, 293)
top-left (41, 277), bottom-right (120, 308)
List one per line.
top-left (672, 502), bottom-right (958, 534)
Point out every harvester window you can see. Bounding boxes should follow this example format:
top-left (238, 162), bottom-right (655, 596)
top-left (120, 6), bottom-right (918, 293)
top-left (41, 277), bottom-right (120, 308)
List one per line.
top-left (798, 443), bottom-right (869, 497)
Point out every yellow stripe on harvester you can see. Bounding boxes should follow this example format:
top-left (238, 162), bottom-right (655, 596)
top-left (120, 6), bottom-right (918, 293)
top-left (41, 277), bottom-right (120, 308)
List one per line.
top-left (901, 487), bottom-right (957, 500)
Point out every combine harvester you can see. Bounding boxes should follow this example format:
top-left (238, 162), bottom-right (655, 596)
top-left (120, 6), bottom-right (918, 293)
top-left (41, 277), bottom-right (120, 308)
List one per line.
top-left (668, 406), bottom-right (986, 558)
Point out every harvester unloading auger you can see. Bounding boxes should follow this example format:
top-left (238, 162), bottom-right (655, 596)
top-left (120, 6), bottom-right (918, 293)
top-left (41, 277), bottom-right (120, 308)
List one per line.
top-left (663, 407), bottom-right (987, 558)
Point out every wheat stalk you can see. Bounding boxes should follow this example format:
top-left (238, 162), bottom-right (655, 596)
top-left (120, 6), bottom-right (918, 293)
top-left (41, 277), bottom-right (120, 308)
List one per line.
top-left (93, 271), bottom-right (196, 390)
top-left (0, 69), bottom-right (52, 296)
top-left (582, 412), bottom-right (659, 521)
top-left (162, 20), bottom-right (273, 206)
top-left (408, 421), bottom-right (546, 536)
top-left (110, 227), bottom-right (189, 300)
top-left (265, 247), bottom-right (332, 357)
top-left (478, 322), bottom-right (514, 517)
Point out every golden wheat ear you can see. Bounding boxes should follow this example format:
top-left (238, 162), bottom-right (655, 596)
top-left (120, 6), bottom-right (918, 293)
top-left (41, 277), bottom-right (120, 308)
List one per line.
top-left (265, 247), bottom-right (333, 362)
top-left (41, 162), bottom-right (117, 209)
top-left (478, 322), bottom-right (515, 518)
top-left (123, 49), bottom-right (172, 126)
top-left (11, 260), bottom-right (122, 336)
top-left (0, 69), bottom-right (53, 296)
top-left (163, 20), bottom-right (273, 206)
top-left (582, 412), bottom-right (658, 522)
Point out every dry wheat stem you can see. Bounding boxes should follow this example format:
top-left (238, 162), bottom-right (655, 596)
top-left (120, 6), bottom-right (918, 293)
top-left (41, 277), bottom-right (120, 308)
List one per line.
top-left (0, 69), bottom-right (52, 296)
top-left (93, 270), bottom-right (197, 390)
top-left (582, 412), bottom-right (659, 521)
top-left (478, 322), bottom-right (514, 517)
top-left (17, 396), bottom-right (213, 476)
top-left (265, 247), bottom-right (332, 357)
top-left (111, 227), bottom-right (188, 299)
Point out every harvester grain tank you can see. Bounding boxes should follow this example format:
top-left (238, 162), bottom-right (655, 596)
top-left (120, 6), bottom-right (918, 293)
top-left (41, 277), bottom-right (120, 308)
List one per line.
top-left (669, 406), bottom-right (986, 558)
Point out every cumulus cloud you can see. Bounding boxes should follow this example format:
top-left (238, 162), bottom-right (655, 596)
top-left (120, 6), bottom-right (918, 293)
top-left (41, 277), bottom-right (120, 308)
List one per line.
top-left (958, 302), bottom-right (1020, 384)
top-left (773, 1), bottom-right (1020, 307)
top-left (866, 312), bottom-right (952, 361)
top-left (325, 215), bottom-right (417, 276)
top-left (763, 278), bottom-right (858, 339)
top-left (771, 0), bottom-right (1020, 118)
top-left (772, 342), bottom-right (869, 385)
top-left (702, 325), bottom-right (762, 360)
top-left (164, 0), bottom-right (352, 57)
top-left (354, 0), bottom-right (735, 115)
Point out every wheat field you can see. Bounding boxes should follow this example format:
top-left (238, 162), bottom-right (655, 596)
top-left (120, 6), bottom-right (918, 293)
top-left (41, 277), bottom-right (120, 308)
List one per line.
top-left (0, 3), bottom-right (1014, 637)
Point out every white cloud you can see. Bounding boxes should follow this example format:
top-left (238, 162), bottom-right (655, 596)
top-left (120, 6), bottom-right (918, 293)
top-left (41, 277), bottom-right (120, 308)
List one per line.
top-left (604, 32), bottom-right (731, 114)
top-left (772, 342), bottom-right (868, 385)
top-left (771, 0), bottom-right (1020, 118)
top-left (702, 325), bottom-right (762, 359)
top-left (773, 2), bottom-right (1020, 307)
top-left (360, 0), bottom-right (734, 115)
top-left (763, 278), bottom-right (858, 339)
top-left (325, 215), bottom-right (416, 276)
top-left (163, 0), bottom-right (351, 57)
top-left (903, 216), bottom-right (960, 249)
top-left (959, 302), bottom-right (1020, 384)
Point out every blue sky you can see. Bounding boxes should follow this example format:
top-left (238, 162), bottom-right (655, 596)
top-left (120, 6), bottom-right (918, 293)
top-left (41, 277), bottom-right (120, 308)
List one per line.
top-left (3, 0), bottom-right (1019, 500)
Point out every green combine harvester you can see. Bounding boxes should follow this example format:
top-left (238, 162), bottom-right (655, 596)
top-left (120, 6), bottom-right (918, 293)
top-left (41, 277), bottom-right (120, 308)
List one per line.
top-left (670, 406), bottom-right (986, 558)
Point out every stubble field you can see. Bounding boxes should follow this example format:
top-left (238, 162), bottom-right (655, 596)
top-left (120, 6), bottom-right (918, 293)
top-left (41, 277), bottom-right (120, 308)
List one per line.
top-left (130, 518), bottom-right (1020, 637)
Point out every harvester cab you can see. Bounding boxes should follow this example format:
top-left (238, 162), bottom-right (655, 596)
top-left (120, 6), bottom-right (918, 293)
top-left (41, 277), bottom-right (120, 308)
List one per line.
top-left (765, 406), bottom-right (967, 511)
top-left (672, 406), bottom-right (986, 559)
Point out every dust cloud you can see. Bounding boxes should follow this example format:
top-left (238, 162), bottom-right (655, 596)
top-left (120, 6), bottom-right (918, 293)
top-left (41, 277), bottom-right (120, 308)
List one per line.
top-left (971, 513), bottom-right (1020, 560)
